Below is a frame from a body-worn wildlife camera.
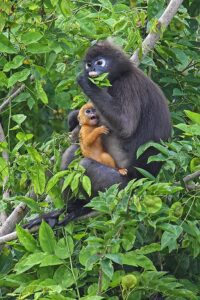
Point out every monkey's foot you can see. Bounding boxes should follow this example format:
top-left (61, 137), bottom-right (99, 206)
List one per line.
top-left (118, 168), bottom-right (128, 176)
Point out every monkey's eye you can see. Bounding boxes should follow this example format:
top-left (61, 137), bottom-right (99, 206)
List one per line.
top-left (96, 59), bottom-right (106, 67)
top-left (85, 109), bottom-right (91, 114)
top-left (85, 62), bottom-right (92, 69)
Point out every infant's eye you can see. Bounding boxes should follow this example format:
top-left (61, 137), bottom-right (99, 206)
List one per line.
top-left (96, 59), bottom-right (106, 67)
top-left (86, 62), bottom-right (92, 69)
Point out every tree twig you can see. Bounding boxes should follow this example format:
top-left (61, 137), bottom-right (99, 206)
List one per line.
top-left (131, 0), bottom-right (184, 66)
top-left (0, 84), bottom-right (26, 113)
top-left (183, 170), bottom-right (200, 190)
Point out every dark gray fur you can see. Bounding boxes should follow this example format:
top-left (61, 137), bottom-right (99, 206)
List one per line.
top-left (62, 40), bottom-right (171, 194)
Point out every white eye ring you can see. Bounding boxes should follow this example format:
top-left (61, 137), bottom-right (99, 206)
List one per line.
top-left (95, 59), bottom-right (106, 67)
top-left (85, 62), bottom-right (91, 70)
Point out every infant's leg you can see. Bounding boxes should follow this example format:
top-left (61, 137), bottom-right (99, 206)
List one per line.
top-left (100, 152), bottom-right (116, 168)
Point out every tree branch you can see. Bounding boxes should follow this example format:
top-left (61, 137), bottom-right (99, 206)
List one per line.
top-left (0, 84), bottom-right (26, 113)
top-left (0, 211), bottom-right (98, 244)
top-left (183, 170), bottom-right (200, 191)
top-left (0, 190), bottom-right (36, 238)
top-left (131, 0), bottom-right (184, 66)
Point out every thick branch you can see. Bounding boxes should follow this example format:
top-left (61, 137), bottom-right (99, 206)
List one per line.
top-left (0, 211), bottom-right (98, 244)
top-left (0, 202), bottom-right (28, 237)
top-left (0, 226), bottom-right (39, 244)
top-left (0, 191), bottom-right (36, 238)
top-left (131, 0), bottom-right (184, 66)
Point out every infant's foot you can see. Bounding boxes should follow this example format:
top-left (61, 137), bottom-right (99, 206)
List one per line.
top-left (118, 168), bottom-right (128, 176)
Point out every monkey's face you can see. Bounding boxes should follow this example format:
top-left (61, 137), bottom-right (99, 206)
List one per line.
top-left (85, 56), bottom-right (111, 78)
top-left (84, 107), bottom-right (99, 126)
top-left (78, 105), bottom-right (99, 126)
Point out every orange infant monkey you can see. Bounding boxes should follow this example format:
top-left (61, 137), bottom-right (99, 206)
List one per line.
top-left (78, 103), bottom-right (127, 175)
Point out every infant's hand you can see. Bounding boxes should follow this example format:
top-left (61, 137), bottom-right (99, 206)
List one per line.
top-left (99, 125), bottom-right (109, 135)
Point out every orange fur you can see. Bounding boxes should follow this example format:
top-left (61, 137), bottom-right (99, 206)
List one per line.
top-left (78, 103), bottom-right (127, 175)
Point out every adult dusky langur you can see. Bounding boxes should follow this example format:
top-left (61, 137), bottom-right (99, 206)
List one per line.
top-left (62, 40), bottom-right (171, 195)
top-left (25, 40), bottom-right (171, 229)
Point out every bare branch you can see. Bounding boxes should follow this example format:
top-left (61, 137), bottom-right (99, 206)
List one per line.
top-left (131, 0), bottom-right (184, 66)
top-left (183, 170), bottom-right (200, 191)
top-left (0, 191), bottom-right (36, 238)
top-left (0, 202), bottom-right (28, 237)
top-left (0, 84), bottom-right (26, 113)
top-left (0, 210), bottom-right (99, 244)
top-left (0, 226), bottom-right (39, 244)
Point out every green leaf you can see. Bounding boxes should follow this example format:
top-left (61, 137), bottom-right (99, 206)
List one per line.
top-left (101, 259), bottom-right (114, 279)
top-left (14, 252), bottom-right (46, 274)
top-left (15, 196), bottom-right (41, 212)
top-left (26, 146), bottom-right (43, 162)
top-left (46, 170), bottom-right (68, 193)
top-left (21, 31), bottom-right (43, 45)
top-left (16, 225), bottom-right (38, 252)
top-left (16, 132), bottom-right (33, 141)
top-left (142, 195), bottom-right (162, 214)
top-left (120, 252), bottom-right (156, 270)
top-left (60, 0), bottom-right (72, 16)
top-left (0, 157), bottom-right (9, 180)
top-left (175, 123), bottom-right (200, 136)
top-left (161, 225), bottom-right (183, 252)
top-left (0, 33), bottom-right (17, 53)
top-left (62, 172), bottom-right (74, 192)
top-left (27, 43), bottom-right (50, 53)
top-left (12, 114), bottom-right (27, 125)
top-left (55, 236), bottom-right (74, 259)
top-left (7, 69), bottom-right (30, 88)
top-left (39, 221), bottom-right (56, 254)
top-left (30, 164), bottom-right (46, 195)
top-left (0, 71), bottom-right (7, 87)
top-left (3, 55), bottom-right (24, 72)
top-left (54, 266), bottom-right (76, 288)
top-left (82, 175), bottom-right (92, 196)
top-left (135, 167), bottom-right (156, 181)
top-left (40, 254), bottom-right (63, 267)
top-left (184, 110), bottom-right (200, 125)
top-left (35, 80), bottom-right (48, 104)
top-left (137, 142), bottom-right (169, 158)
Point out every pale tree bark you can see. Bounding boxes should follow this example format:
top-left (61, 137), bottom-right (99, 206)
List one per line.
top-left (131, 0), bottom-right (184, 66)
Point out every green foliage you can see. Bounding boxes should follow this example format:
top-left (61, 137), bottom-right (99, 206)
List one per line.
top-left (0, 0), bottom-right (200, 299)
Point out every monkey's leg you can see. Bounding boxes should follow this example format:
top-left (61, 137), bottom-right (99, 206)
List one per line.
top-left (61, 144), bottom-right (79, 170)
top-left (80, 158), bottom-right (129, 195)
top-left (99, 152), bottom-right (116, 168)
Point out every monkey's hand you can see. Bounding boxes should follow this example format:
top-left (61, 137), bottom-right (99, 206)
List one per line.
top-left (98, 125), bottom-right (109, 135)
top-left (77, 73), bottom-right (100, 93)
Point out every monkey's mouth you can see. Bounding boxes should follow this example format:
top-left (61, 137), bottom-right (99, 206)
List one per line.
top-left (90, 116), bottom-right (97, 120)
top-left (89, 71), bottom-right (99, 77)
top-left (90, 115), bottom-right (98, 125)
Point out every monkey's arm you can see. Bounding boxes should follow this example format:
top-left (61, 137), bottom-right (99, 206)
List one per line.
top-left (68, 110), bottom-right (79, 131)
top-left (78, 75), bottom-right (140, 137)
top-left (82, 126), bottom-right (108, 146)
